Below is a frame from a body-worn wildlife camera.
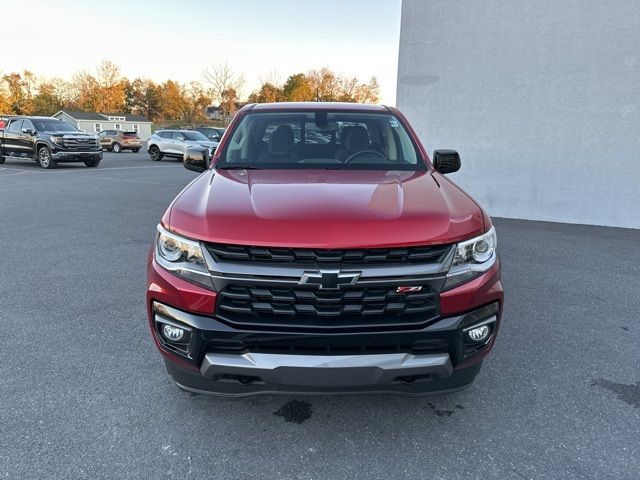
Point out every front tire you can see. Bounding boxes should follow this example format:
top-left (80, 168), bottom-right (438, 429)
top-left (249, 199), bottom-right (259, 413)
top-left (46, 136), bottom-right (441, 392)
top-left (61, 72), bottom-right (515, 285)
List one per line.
top-left (112, 142), bottom-right (122, 153)
top-left (37, 146), bottom-right (57, 169)
top-left (132, 148), bottom-right (140, 153)
top-left (84, 160), bottom-right (100, 168)
top-left (149, 145), bottom-right (163, 161)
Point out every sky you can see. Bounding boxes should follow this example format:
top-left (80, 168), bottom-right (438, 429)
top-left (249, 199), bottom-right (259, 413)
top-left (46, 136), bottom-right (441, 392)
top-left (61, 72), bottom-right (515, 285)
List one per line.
top-left (0, 0), bottom-right (402, 104)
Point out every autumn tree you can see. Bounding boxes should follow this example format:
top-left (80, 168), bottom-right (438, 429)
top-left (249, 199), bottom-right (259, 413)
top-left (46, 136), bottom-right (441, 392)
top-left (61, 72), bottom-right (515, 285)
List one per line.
top-left (308, 68), bottom-right (341, 102)
top-left (95, 60), bottom-right (126, 112)
top-left (124, 79), bottom-right (140, 113)
top-left (72, 71), bottom-right (100, 111)
top-left (282, 73), bottom-right (314, 102)
top-left (159, 80), bottom-right (183, 120)
top-left (0, 62), bottom-right (379, 119)
top-left (0, 83), bottom-right (10, 113)
top-left (219, 87), bottom-right (239, 125)
top-left (178, 82), bottom-right (211, 124)
top-left (32, 80), bottom-right (68, 116)
top-left (353, 76), bottom-right (380, 104)
top-left (2, 71), bottom-right (36, 114)
top-left (249, 68), bottom-right (379, 105)
top-left (247, 82), bottom-right (283, 104)
top-left (124, 78), bottom-right (165, 122)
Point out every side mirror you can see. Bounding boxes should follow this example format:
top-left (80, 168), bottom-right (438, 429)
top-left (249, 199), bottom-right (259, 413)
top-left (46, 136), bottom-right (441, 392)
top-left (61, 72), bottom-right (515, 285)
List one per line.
top-left (183, 146), bottom-right (210, 173)
top-left (432, 149), bottom-right (461, 174)
top-left (22, 128), bottom-right (36, 136)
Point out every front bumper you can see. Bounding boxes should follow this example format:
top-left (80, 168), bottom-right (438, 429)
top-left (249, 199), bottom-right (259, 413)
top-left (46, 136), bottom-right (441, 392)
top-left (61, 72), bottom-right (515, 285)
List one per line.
top-left (147, 256), bottom-right (503, 396)
top-left (166, 355), bottom-right (482, 397)
top-left (51, 150), bottom-right (103, 162)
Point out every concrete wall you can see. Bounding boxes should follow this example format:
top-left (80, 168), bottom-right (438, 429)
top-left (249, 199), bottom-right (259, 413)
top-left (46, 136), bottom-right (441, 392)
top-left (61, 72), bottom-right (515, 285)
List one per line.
top-left (397, 0), bottom-right (640, 228)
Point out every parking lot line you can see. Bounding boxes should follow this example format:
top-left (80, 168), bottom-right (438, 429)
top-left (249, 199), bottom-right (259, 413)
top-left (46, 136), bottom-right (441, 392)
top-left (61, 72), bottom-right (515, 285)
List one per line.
top-left (0, 165), bottom-right (178, 176)
top-left (0, 167), bottom-right (38, 176)
top-left (85, 174), bottom-right (171, 186)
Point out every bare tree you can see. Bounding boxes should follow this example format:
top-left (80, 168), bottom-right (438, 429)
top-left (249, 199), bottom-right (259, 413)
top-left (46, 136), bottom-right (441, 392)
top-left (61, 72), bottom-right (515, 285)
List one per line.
top-left (203, 62), bottom-right (245, 106)
top-left (259, 69), bottom-right (282, 89)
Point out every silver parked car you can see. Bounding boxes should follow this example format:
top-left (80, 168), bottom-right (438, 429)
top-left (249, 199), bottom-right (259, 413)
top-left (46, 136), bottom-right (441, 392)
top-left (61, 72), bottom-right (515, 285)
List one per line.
top-left (147, 129), bottom-right (219, 161)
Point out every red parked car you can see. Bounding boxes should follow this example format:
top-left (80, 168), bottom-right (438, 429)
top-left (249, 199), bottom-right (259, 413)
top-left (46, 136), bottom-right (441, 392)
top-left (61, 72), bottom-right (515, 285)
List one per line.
top-left (147, 102), bottom-right (503, 396)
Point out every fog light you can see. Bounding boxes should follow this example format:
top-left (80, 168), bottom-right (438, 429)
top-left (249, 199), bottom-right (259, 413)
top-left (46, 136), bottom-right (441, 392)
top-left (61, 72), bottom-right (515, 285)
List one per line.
top-left (467, 325), bottom-right (490, 342)
top-left (162, 324), bottom-right (185, 342)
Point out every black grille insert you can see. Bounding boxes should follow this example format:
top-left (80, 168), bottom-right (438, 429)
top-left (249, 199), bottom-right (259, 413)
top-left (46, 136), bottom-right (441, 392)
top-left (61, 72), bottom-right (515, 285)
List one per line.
top-left (215, 285), bottom-right (439, 331)
top-left (206, 243), bottom-right (451, 265)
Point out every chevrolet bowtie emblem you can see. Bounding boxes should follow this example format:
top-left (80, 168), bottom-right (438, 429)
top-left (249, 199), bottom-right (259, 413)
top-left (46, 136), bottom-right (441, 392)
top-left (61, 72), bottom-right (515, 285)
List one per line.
top-left (299, 270), bottom-right (361, 290)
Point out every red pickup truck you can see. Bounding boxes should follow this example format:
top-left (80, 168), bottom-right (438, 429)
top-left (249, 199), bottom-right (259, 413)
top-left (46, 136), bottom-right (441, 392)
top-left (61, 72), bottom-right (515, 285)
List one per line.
top-left (147, 102), bottom-right (503, 397)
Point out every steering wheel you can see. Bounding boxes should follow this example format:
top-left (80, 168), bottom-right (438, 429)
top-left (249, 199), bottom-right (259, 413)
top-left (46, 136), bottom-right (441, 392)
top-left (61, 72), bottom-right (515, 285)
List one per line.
top-left (344, 150), bottom-right (386, 164)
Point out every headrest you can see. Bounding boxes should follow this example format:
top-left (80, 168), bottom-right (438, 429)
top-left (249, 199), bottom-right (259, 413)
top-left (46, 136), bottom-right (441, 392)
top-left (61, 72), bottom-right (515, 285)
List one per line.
top-left (342, 125), bottom-right (370, 152)
top-left (268, 125), bottom-right (294, 155)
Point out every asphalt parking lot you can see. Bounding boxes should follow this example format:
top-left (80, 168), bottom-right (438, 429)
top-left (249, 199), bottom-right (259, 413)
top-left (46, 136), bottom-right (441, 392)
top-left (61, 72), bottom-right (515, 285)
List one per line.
top-left (1, 151), bottom-right (639, 480)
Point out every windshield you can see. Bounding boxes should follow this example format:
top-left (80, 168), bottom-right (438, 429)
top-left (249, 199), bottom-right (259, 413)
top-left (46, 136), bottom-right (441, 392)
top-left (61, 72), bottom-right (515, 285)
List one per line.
top-left (217, 111), bottom-right (423, 170)
top-left (184, 131), bottom-right (209, 141)
top-left (33, 119), bottom-right (79, 132)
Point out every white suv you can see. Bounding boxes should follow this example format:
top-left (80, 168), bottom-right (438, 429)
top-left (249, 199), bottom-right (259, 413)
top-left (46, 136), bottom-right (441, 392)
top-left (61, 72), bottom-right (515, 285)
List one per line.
top-left (147, 130), bottom-right (219, 161)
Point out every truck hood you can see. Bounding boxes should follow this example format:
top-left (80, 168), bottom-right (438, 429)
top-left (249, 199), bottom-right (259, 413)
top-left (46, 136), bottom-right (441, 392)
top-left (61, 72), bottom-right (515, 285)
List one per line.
top-left (43, 131), bottom-right (97, 137)
top-left (166, 169), bottom-right (485, 248)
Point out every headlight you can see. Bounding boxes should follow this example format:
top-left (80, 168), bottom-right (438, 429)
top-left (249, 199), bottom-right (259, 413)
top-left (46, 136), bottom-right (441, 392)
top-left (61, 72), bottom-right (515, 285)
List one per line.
top-left (50, 135), bottom-right (65, 146)
top-left (444, 226), bottom-right (497, 290)
top-left (155, 224), bottom-right (213, 289)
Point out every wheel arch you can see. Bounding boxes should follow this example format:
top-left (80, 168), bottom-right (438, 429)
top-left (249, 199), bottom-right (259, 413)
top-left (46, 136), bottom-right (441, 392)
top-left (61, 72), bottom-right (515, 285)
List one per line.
top-left (34, 141), bottom-right (52, 158)
top-left (35, 140), bottom-right (52, 151)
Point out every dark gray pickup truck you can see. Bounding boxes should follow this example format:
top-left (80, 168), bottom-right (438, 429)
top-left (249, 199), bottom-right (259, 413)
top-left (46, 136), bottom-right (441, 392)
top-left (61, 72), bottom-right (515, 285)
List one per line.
top-left (0, 116), bottom-right (102, 168)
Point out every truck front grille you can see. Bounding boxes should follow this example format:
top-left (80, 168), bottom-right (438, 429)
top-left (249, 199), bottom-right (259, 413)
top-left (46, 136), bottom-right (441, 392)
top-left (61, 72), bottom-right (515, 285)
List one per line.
top-left (206, 243), bottom-right (451, 266)
top-left (63, 137), bottom-right (99, 149)
top-left (215, 284), bottom-right (439, 331)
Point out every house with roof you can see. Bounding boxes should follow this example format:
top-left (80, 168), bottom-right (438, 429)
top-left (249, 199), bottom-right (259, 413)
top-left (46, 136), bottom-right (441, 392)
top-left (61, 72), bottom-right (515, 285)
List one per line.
top-left (205, 106), bottom-right (222, 121)
top-left (205, 102), bottom-right (248, 122)
top-left (53, 110), bottom-right (153, 140)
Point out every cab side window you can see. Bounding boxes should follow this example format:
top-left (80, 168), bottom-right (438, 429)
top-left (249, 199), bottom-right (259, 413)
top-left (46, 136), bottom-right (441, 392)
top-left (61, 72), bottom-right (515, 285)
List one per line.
top-left (7, 120), bottom-right (23, 132)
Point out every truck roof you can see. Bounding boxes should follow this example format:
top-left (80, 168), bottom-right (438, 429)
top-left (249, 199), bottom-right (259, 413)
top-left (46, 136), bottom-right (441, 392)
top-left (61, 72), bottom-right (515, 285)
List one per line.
top-left (7, 115), bottom-right (60, 120)
top-left (250, 102), bottom-right (390, 112)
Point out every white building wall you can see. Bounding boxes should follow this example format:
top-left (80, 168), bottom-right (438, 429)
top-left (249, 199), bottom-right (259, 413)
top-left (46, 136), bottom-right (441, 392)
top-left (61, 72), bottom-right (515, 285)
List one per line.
top-left (397, 0), bottom-right (640, 229)
top-left (54, 115), bottom-right (152, 141)
top-left (78, 121), bottom-right (99, 133)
